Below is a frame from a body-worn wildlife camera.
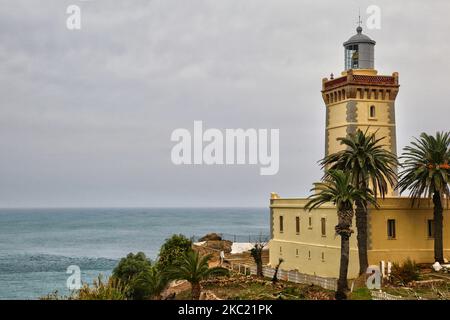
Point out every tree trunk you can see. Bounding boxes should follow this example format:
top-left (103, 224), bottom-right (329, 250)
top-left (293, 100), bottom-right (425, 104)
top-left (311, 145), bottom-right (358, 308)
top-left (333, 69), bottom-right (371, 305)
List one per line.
top-left (335, 205), bottom-right (354, 300)
top-left (191, 282), bottom-right (201, 300)
top-left (433, 191), bottom-right (444, 263)
top-left (336, 234), bottom-right (350, 300)
top-left (355, 199), bottom-right (368, 275)
top-left (272, 259), bottom-right (283, 283)
top-left (256, 262), bottom-right (263, 278)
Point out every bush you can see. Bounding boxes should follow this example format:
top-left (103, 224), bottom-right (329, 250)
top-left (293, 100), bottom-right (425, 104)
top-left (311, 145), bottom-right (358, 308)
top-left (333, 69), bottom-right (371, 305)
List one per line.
top-left (390, 258), bottom-right (420, 285)
top-left (157, 234), bottom-right (192, 270)
top-left (112, 252), bottom-right (152, 299)
top-left (40, 277), bottom-right (129, 300)
top-left (132, 265), bottom-right (169, 300)
top-left (75, 276), bottom-right (129, 300)
top-left (113, 252), bottom-right (152, 283)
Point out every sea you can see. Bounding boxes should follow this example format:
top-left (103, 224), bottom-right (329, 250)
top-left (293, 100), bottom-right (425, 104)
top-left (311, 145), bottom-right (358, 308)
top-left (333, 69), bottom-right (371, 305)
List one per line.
top-left (0, 207), bottom-right (268, 300)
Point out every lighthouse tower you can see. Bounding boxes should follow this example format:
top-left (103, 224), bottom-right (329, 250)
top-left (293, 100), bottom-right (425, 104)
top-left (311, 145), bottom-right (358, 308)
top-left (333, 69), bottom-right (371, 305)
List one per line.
top-left (321, 26), bottom-right (400, 161)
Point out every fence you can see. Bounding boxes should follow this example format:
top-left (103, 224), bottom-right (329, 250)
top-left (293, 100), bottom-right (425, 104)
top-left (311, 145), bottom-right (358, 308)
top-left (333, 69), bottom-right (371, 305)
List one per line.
top-left (230, 263), bottom-right (338, 291)
top-left (371, 290), bottom-right (404, 300)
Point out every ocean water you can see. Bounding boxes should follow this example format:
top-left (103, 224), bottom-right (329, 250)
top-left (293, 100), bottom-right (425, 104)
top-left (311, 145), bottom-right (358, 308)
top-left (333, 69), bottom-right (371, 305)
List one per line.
top-left (0, 207), bottom-right (268, 300)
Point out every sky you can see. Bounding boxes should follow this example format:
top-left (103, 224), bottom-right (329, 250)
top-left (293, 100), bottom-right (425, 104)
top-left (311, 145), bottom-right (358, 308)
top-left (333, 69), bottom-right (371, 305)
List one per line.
top-left (0, 0), bottom-right (449, 207)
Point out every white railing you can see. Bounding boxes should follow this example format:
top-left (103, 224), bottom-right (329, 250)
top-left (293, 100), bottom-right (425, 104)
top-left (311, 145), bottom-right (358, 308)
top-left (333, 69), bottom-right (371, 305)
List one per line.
top-left (371, 290), bottom-right (404, 300)
top-left (230, 263), bottom-right (337, 291)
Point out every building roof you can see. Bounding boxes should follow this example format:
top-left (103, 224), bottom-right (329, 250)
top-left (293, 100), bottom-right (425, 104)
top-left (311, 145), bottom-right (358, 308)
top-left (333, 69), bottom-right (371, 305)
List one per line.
top-left (343, 26), bottom-right (376, 46)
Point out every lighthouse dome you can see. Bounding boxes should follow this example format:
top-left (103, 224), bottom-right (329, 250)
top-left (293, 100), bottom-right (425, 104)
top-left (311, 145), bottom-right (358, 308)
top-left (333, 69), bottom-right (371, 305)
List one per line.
top-left (344, 26), bottom-right (376, 46)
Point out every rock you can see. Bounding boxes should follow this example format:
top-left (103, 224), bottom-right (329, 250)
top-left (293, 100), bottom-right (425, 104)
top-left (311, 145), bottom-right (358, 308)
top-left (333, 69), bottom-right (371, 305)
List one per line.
top-left (200, 290), bottom-right (222, 300)
top-left (432, 261), bottom-right (443, 271)
top-left (205, 240), bottom-right (232, 253)
top-left (199, 233), bottom-right (222, 241)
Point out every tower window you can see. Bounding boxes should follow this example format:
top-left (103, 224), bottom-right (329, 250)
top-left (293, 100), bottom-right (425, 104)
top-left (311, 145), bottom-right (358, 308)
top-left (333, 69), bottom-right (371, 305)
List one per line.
top-left (428, 220), bottom-right (434, 238)
top-left (369, 105), bottom-right (376, 119)
top-left (308, 216), bottom-right (312, 229)
top-left (279, 216), bottom-right (284, 233)
top-left (321, 218), bottom-right (326, 237)
top-left (296, 216), bottom-right (300, 235)
top-left (387, 219), bottom-right (396, 239)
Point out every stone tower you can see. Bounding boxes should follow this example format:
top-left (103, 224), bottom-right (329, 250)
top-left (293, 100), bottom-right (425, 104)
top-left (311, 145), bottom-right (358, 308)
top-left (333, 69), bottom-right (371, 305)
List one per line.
top-left (321, 26), bottom-right (400, 160)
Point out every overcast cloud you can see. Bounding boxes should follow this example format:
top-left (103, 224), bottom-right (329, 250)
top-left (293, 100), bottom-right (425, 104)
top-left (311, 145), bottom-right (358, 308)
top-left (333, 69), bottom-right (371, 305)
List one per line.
top-left (0, 0), bottom-right (449, 207)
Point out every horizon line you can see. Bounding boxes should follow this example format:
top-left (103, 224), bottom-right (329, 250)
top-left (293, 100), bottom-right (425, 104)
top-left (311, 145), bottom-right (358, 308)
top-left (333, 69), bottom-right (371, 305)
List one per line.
top-left (0, 205), bottom-right (268, 210)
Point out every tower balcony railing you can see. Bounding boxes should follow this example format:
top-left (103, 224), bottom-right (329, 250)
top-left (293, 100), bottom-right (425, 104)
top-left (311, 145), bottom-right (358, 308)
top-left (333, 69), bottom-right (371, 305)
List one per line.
top-left (323, 71), bottom-right (399, 91)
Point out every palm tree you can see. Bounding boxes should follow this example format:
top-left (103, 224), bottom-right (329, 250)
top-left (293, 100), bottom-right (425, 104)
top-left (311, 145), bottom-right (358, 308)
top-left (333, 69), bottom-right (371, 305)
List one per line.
top-left (165, 250), bottom-right (229, 300)
top-left (305, 170), bottom-right (378, 300)
top-left (133, 265), bottom-right (169, 300)
top-left (321, 129), bottom-right (398, 275)
top-left (397, 132), bottom-right (450, 263)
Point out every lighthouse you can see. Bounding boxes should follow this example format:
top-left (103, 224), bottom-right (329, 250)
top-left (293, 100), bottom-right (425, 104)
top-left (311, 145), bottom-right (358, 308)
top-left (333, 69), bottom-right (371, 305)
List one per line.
top-left (321, 26), bottom-right (400, 166)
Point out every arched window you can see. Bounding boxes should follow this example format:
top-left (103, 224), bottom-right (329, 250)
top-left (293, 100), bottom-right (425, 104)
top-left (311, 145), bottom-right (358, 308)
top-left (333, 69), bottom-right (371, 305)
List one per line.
top-left (369, 105), bottom-right (376, 118)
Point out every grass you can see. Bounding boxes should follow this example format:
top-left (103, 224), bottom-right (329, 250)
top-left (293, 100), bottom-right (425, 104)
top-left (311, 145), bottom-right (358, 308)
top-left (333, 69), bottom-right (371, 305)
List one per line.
top-left (198, 273), bottom-right (335, 300)
top-left (349, 287), bottom-right (372, 300)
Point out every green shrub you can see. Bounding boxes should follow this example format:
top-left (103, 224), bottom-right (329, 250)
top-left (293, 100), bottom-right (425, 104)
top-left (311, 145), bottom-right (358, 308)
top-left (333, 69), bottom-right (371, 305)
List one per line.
top-left (112, 252), bottom-right (152, 299)
top-left (390, 258), bottom-right (420, 285)
top-left (113, 252), bottom-right (152, 282)
top-left (157, 234), bottom-right (192, 270)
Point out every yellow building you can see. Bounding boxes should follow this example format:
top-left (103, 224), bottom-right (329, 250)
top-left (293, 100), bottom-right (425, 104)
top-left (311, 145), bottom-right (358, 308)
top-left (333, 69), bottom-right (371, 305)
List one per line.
top-left (268, 26), bottom-right (450, 279)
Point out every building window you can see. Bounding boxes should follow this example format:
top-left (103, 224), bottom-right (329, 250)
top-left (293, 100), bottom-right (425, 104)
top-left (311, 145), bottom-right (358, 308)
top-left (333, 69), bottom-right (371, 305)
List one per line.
top-left (387, 219), bottom-right (396, 239)
top-left (369, 105), bottom-right (376, 119)
top-left (279, 246), bottom-right (282, 253)
top-left (279, 216), bottom-right (284, 233)
top-left (321, 252), bottom-right (325, 261)
top-left (321, 218), bottom-right (326, 237)
top-left (308, 216), bottom-right (312, 229)
top-left (428, 220), bottom-right (434, 238)
top-left (296, 216), bottom-right (300, 234)
top-left (345, 44), bottom-right (359, 70)
top-left (308, 251), bottom-right (311, 260)
top-left (296, 249), bottom-right (299, 257)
